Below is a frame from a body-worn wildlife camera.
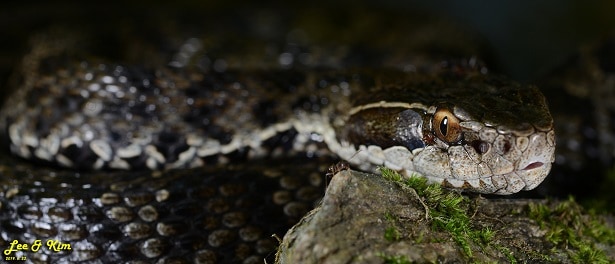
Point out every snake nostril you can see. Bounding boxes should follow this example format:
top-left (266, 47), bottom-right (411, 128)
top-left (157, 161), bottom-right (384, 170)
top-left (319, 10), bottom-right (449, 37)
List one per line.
top-left (471, 140), bottom-right (490, 154)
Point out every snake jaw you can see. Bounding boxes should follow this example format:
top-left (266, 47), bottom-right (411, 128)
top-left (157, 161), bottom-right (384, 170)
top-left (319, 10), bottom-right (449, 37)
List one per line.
top-left (472, 128), bottom-right (555, 194)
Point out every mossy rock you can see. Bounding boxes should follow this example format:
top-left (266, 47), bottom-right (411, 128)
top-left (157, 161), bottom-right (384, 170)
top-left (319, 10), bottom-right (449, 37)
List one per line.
top-left (276, 168), bottom-right (615, 263)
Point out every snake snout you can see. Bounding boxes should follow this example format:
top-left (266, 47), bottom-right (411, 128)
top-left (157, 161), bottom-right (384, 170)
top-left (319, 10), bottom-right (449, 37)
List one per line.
top-left (514, 130), bottom-right (556, 191)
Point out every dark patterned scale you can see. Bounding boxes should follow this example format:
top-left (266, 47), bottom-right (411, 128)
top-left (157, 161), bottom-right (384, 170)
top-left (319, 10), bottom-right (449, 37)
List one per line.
top-left (0, 154), bottom-right (327, 263)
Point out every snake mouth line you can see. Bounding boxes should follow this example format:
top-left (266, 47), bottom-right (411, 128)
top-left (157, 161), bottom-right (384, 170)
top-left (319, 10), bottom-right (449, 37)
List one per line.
top-left (522, 162), bottom-right (544, 170)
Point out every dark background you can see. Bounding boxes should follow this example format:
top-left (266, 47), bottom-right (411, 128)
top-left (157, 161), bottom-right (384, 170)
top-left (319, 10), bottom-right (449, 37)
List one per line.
top-left (1, 0), bottom-right (614, 83)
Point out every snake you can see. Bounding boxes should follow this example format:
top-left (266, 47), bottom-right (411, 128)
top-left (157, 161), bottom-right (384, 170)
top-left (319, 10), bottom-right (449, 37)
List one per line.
top-left (0, 16), bottom-right (561, 263)
top-left (0, 37), bottom-right (555, 195)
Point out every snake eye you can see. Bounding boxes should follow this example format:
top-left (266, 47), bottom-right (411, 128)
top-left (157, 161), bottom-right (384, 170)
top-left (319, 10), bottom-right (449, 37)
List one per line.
top-left (433, 107), bottom-right (462, 144)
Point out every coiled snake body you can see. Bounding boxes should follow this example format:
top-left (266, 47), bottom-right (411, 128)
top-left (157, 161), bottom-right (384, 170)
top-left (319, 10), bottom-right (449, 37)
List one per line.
top-left (0, 28), bottom-right (557, 262)
top-left (0, 44), bottom-right (555, 194)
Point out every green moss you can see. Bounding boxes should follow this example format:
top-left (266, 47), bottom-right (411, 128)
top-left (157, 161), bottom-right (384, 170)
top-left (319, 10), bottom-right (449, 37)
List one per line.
top-left (494, 244), bottom-right (517, 264)
top-left (384, 211), bottom-right (396, 221)
top-left (586, 217), bottom-right (615, 244)
top-left (528, 196), bottom-right (614, 264)
top-left (383, 212), bottom-right (402, 241)
top-left (381, 166), bottom-right (405, 182)
top-left (379, 167), bottom-right (514, 262)
top-left (414, 230), bottom-right (425, 244)
top-left (378, 168), bottom-right (615, 263)
top-left (385, 226), bottom-right (401, 241)
top-left (476, 227), bottom-right (495, 245)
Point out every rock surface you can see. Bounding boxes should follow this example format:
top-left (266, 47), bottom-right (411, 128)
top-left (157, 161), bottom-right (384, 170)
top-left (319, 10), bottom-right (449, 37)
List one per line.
top-left (276, 169), bottom-right (615, 263)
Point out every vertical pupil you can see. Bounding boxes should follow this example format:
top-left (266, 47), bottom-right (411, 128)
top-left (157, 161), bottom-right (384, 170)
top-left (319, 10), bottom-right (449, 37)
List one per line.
top-left (440, 116), bottom-right (449, 136)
